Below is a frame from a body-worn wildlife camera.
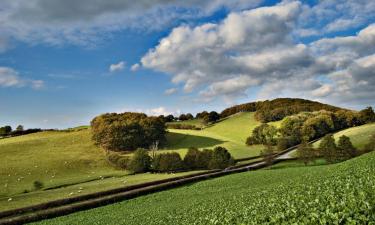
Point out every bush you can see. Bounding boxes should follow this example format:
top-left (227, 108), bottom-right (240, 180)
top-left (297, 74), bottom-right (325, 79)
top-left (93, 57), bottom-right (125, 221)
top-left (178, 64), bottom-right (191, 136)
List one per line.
top-left (33, 180), bottom-right (44, 190)
top-left (276, 136), bottom-right (298, 151)
top-left (183, 147), bottom-right (201, 170)
top-left (128, 149), bottom-right (151, 173)
top-left (166, 124), bottom-right (201, 130)
top-left (107, 153), bottom-right (130, 169)
top-left (152, 152), bottom-right (184, 172)
top-left (260, 145), bottom-right (275, 166)
top-left (208, 147), bottom-right (234, 169)
top-left (196, 149), bottom-right (213, 169)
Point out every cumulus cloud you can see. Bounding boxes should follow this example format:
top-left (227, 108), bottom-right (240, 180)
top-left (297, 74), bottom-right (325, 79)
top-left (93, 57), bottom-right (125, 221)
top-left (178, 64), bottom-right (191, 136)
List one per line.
top-left (298, 0), bottom-right (375, 36)
top-left (0, 0), bottom-right (262, 48)
top-left (139, 1), bottom-right (375, 106)
top-left (0, 67), bottom-right (44, 89)
top-left (109, 61), bottom-right (125, 72)
top-left (141, 1), bottom-right (323, 100)
top-left (164, 88), bottom-right (178, 95)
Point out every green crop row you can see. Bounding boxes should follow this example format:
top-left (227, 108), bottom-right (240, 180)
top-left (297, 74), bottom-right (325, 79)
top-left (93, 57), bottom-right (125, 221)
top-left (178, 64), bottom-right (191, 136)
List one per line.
top-left (35, 151), bottom-right (375, 225)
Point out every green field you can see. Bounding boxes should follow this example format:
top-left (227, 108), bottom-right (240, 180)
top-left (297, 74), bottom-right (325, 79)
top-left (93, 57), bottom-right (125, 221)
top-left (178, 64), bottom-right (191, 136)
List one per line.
top-left (35, 151), bottom-right (375, 225)
top-left (163, 112), bottom-right (262, 159)
top-left (0, 130), bottom-right (203, 211)
top-left (314, 123), bottom-right (375, 149)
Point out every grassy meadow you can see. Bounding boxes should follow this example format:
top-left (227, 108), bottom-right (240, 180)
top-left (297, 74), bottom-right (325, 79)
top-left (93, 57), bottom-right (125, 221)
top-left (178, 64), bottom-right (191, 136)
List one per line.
top-left (0, 129), bottom-right (203, 210)
top-left (35, 150), bottom-right (375, 225)
top-left (163, 112), bottom-right (263, 159)
top-left (314, 123), bottom-right (375, 149)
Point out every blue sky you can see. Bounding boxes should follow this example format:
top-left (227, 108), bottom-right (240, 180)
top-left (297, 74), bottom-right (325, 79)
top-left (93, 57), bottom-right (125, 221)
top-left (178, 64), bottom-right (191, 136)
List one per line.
top-left (0, 0), bottom-right (374, 129)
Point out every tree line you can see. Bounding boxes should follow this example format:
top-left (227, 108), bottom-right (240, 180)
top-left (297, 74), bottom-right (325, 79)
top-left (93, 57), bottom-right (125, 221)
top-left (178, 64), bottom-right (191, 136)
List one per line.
top-left (0, 125), bottom-right (42, 137)
top-left (247, 107), bottom-right (375, 151)
top-left (107, 146), bottom-right (235, 173)
top-left (219, 98), bottom-right (342, 122)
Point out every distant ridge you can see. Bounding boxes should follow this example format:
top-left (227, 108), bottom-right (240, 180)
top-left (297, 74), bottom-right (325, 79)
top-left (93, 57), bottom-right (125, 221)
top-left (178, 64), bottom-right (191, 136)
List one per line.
top-left (220, 98), bottom-right (345, 122)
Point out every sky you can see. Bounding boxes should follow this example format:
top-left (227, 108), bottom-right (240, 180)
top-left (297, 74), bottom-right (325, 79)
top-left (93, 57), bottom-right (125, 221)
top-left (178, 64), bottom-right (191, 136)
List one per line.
top-left (0, 0), bottom-right (375, 129)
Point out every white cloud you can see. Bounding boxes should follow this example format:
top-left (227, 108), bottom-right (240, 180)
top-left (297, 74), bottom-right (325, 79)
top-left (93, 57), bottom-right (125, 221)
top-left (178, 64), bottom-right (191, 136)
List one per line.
top-left (164, 88), bottom-right (178, 95)
top-left (139, 2), bottom-right (375, 106)
top-left (130, 63), bottom-right (140, 71)
top-left (0, 0), bottom-right (262, 48)
top-left (109, 61), bottom-right (125, 72)
top-left (0, 67), bottom-right (44, 89)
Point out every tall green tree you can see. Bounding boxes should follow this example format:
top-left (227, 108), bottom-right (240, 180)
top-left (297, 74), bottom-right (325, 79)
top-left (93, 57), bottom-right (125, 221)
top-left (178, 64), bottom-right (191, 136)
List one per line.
top-left (297, 142), bottom-right (316, 165)
top-left (319, 134), bottom-right (337, 163)
top-left (337, 135), bottom-right (357, 161)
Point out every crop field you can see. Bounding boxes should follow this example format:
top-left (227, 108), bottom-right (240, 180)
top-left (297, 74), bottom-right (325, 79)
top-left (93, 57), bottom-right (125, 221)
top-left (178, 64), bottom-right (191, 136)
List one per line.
top-left (314, 123), bottom-right (375, 149)
top-left (163, 112), bottom-right (263, 159)
top-left (0, 130), bottom-right (203, 211)
top-left (35, 151), bottom-right (375, 225)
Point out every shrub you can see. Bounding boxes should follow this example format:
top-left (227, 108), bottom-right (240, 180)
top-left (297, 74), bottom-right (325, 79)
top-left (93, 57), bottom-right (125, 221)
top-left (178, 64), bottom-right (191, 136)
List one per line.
top-left (107, 153), bottom-right (130, 169)
top-left (276, 136), bottom-right (298, 151)
top-left (152, 152), bottom-right (184, 172)
top-left (166, 124), bottom-right (201, 130)
top-left (128, 149), bottom-right (151, 173)
top-left (183, 147), bottom-right (201, 170)
top-left (208, 147), bottom-right (234, 169)
top-left (33, 180), bottom-right (44, 190)
top-left (196, 149), bottom-right (213, 169)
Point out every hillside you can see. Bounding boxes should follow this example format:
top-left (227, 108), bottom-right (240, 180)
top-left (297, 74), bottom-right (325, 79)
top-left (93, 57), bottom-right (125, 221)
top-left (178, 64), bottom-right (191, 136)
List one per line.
top-left (0, 130), bottom-right (201, 210)
top-left (164, 112), bottom-right (262, 159)
top-left (35, 150), bottom-right (375, 224)
top-left (314, 123), bottom-right (375, 149)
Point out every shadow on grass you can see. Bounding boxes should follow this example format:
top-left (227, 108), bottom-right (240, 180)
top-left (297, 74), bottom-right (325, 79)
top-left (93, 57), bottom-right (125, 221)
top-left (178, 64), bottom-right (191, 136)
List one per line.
top-left (165, 132), bottom-right (225, 150)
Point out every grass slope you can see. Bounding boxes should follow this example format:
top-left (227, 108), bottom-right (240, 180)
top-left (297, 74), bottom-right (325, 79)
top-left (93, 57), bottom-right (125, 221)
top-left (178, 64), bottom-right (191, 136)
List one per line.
top-left (0, 130), bottom-right (202, 211)
top-left (163, 112), bottom-right (262, 159)
top-left (314, 123), bottom-right (375, 149)
top-left (36, 152), bottom-right (375, 225)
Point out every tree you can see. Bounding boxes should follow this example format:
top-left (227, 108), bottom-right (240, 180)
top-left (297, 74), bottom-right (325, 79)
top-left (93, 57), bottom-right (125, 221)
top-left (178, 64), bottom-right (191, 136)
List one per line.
top-left (297, 142), bottom-right (315, 165)
top-left (0, 126), bottom-right (12, 136)
top-left (128, 149), bottom-right (151, 173)
top-left (319, 134), bottom-right (337, 163)
top-left (208, 146), bottom-right (234, 169)
top-left (359, 107), bottom-right (375, 123)
top-left (246, 124), bottom-right (278, 145)
top-left (337, 135), bottom-right (357, 160)
top-left (165, 114), bottom-right (175, 122)
top-left (261, 144), bottom-right (275, 166)
top-left (186, 113), bottom-right (194, 120)
top-left (16, 125), bottom-right (24, 132)
top-left (363, 134), bottom-right (375, 153)
top-left (91, 112), bottom-right (166, 152)
top-left (179, 114), bottom-right (188, 121)
top-left (196, 111), bottom-right (209, 119)
top-left (203, 111), bottom-right (220, 124)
